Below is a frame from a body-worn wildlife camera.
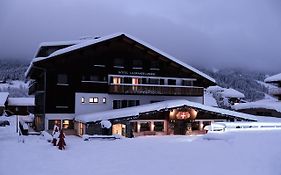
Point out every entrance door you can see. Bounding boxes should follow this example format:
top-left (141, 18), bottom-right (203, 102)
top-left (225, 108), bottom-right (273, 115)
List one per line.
top-left (174, 120), bottom-right (187, 135)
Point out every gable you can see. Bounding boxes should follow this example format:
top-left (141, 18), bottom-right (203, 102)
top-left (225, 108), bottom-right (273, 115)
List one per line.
top-left (27, 33), bottom-right (216, 87)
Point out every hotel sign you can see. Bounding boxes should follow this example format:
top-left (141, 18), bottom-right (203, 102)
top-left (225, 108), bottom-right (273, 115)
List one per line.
top-left (118, 71), bottom-right (156, 76)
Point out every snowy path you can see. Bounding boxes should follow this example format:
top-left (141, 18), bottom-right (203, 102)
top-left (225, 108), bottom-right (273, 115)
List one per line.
top-left (1, 116), bottom-right (281, 175)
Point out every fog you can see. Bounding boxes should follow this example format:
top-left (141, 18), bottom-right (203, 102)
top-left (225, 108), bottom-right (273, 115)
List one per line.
top-left (0, 0), bottom-right (281, 72)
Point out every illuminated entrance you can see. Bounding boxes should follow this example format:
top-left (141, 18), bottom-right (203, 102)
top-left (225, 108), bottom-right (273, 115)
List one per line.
top-left (169, 108), bottom-right (198, 135)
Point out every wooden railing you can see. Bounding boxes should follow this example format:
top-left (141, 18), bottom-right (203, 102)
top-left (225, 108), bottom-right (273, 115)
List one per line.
top-left (109, 84), bottom-right (203, 96)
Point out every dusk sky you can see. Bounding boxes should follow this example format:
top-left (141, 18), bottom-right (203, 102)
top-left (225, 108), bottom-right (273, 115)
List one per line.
top-left (0, 0), bottom-right (281, 72)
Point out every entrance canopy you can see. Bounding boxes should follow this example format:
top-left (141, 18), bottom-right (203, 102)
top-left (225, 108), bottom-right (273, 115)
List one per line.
top-left (75, 100), bottom-right (280, 123)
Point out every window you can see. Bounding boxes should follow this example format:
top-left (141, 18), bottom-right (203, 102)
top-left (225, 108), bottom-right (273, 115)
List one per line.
top-left (148, 78), bottom-right (159, 85)
top-left (132, 59), bottom-right (143, 69)
top-left (113, 58), bottom-right (124, 68)
top-left (154, 121), bottom-right (164, 132)
top-left (82, 75), bottom-right (107, 82)
top-left (102, 97), bottom-right (106, 104)
top-left (132, 78), bottom-right (139, 85)
top-left (57, 74), bottom-right (68, 85)
top-left (89, 97), bottom-right (98, 103)
top-left (182, 80), bottom-right (193, 86)
top-left (168, 79), bottom-right (176, 85)
top-left (48, 120), bottom-right (61, 130)
top-left (62, 120), bottom-right (74, 129)
top-left (140, 122), bottom-right (151, 132)
top-left (113, 100), bottom-right (140, 109)
top-left (113, 77), bottom-right (121, 84)
top-left (81, 97), bottom-right (85, 104)
top-left (150, 60), bottom-right (160, 70)
top-left (90, 75), bottom-right (99, 81)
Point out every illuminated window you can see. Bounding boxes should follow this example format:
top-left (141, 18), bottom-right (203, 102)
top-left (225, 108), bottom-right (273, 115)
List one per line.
top-left (102, 97), bottom-right (106, 104)
top-left (113, 77), bottom-right (121, 84)
top-left (132, 78), bottom-right (139, 85)
top-left (81, 97), bottom-right (85, 104)
top-left (89, 97), bottom-right (98, 103)
top-left (62, 120), bottom-right (74, 129)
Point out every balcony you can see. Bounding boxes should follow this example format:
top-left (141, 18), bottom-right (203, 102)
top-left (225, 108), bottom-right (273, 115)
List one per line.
top-left (109, 84), bottom-right (204, 96)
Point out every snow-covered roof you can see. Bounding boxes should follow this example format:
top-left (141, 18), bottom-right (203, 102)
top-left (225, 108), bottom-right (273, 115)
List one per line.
top-left (26, 33), bottom-right (216, 83)
top-left (75, 99), bottom-right (277, 123)
top-left (232, 99), bottom-right (281, 113)
top-left (220, 88), bottom-right (245, 98)
top-left (204, 93), bottom-right (218, 107)
top-left (7, 97), bottom-right (35, 106)
top-left (264, 73), bottom-right (281, 83)
top-left (0, 92), bottom-right (9, 107)
top-left (39, 40), bottom-right (84, 47)
top-left (206, 86), bottom-right (224, 93)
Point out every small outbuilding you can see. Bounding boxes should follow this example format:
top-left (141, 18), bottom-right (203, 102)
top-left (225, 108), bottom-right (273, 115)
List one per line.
top-left (6, 97), bottom-right (35, 115)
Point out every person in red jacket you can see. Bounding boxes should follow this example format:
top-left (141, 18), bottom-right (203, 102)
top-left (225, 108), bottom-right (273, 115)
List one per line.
top-left (57, 129), bottom-right (66, 150)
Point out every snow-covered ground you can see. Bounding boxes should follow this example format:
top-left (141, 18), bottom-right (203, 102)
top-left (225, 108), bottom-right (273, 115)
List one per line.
top-left (1, 116), bottom-right (281, 175)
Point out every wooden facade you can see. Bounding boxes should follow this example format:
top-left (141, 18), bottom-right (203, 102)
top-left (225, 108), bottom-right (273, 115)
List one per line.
top-left (26, 34), bottom-right (215, 132)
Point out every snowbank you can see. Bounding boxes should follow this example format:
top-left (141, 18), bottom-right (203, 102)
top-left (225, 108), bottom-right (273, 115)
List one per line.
top-left (100, 120), bottom-right (112, 129)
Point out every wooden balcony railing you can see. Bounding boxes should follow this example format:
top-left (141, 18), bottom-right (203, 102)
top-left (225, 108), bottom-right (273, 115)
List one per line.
top-left (109, 84), bottom-right (204, 96)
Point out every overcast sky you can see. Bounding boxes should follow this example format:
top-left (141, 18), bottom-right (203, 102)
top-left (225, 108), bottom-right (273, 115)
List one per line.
top-left (0, 0), bottom-right (281, 72)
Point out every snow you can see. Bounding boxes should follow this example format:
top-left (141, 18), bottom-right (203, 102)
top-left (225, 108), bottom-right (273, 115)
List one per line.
top-left (220, 88), bottom-right (245, 98)
top-left (256, 80), bottom-right (278, 90)
top-left (206, 86), bottom-right (245, 98)
top-left (264, 73), bottom-right (281, 83)
top-left (232, 99), bottom-right (281, 113)
top-left (1, 116), bottom-right (281, 175)
top-left (204, 92), bottom-right (218, 107)
top-left (0, 92), bottom-right (9, 107)
top-left (7, 97), bottom-right (35, 106)
top-left (0, 80), bottom-right (28, 89)
top-left (100, 120), bottom-right (112, 129)
top-left (76, 99), bottom-right (280, 123)
top-left (26, 33), bottom-right (216, 83)
top-left (206, 85), bottom-right (224, 93)
top-left (19, 114), bottom-right (34, 123)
